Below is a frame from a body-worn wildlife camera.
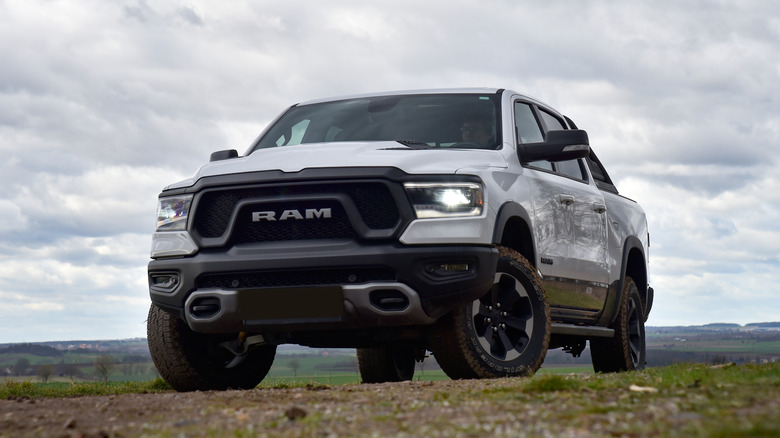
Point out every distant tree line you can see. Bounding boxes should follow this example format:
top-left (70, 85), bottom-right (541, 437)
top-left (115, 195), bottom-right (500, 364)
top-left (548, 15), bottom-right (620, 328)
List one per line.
top-left (0, 344), bottom-right (63, 357)
top-left (2, 354), bottom-right (159, 383)
top-left (745, 322), bottom-right (780, 328)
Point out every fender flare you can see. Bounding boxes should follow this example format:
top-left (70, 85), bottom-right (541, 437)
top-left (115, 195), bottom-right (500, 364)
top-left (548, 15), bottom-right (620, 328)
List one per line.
top-left (599, 235), bottom-right (647, 326)
top-left (491, 202), bottom-right (536, 264)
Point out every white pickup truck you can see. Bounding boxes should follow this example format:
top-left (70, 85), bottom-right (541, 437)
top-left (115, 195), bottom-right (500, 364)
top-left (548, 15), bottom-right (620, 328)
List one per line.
top-left (147, 88), bottom-right (653, 391)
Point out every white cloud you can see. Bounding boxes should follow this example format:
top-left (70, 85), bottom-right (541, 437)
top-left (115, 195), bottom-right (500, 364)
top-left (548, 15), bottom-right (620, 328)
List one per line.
top-left (0, 165), bottom-right (184, 245)
top-left (324, 7), bottom-right (398, 41)
top-left (0, 233), bottom-right (151, 342)
top-left (0, 200), bottom-right (27, 232)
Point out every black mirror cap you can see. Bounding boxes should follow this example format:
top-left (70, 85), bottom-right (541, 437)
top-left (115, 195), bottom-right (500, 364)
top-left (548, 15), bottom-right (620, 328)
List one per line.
top-left (519, 129), bottom-right (591, 163)
top-left (210, 149), bottom-right (239, 162)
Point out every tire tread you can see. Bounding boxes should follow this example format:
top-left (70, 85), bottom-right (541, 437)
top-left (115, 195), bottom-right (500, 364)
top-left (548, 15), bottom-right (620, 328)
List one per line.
top-left (591, 277), bottom-right (646, 372)
top-left (147, 304), bottom-right (276, 391)
top-left (432, 247), bottom-right (550, 379)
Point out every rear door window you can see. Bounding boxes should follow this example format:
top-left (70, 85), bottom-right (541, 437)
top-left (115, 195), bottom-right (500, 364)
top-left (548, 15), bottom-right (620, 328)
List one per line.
top-left (539, 110), bottom-right (565, 131)
top-left (586, 152), bottom-right (618, 193)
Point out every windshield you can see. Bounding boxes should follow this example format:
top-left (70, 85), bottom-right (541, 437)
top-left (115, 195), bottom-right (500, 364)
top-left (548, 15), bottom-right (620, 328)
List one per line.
top-left (249, 93), bottom-right (501, 152)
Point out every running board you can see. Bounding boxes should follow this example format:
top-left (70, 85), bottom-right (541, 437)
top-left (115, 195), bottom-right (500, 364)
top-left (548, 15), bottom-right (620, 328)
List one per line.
top-left (551, 323), bottom-right (614, 338)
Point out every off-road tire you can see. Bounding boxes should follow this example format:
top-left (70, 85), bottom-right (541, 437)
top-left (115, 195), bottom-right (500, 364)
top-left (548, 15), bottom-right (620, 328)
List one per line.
top-left (590, 277), bottom-right (646, 372)
top-left (147, 304), bottom-right (276, 392)
top-left (357, 347), bottom-right (415, 383)
top-left (431, 247), bottom-right (550, 379)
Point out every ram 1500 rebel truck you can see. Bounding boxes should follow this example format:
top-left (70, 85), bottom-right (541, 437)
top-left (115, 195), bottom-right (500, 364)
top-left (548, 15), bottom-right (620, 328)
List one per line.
top-left (147, 88), bottom-right (653, 391)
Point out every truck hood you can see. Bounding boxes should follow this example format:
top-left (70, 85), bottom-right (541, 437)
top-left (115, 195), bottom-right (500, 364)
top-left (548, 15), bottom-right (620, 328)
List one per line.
top-left (167, 141), bottom-right (509, 189)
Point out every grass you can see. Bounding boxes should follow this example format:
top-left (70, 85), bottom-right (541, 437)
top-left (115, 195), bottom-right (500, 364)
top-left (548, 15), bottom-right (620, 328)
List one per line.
top-left (441, 362), bottom-right (780, 437)
top-left (4, 361), bottom-right (777, 398)
top-left (259, 374), bottom-right (359, 387)
top-left (538, 364), bottom-right (593, 374)
top-left (260, 369), bottom-right (451, 388)
top-left (0, 377), bottom-right (172, 399)
top-left (274, 362), bottom-right (780, 437)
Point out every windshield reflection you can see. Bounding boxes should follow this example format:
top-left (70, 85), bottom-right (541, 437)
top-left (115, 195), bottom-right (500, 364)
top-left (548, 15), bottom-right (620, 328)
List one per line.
top-left (250, 94), bottom-right (501, 152)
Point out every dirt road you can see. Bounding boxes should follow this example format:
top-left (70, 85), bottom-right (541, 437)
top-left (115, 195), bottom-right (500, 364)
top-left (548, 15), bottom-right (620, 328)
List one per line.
top-left (1, 379), bottom-right (611, 437)
top-left (2, 370), bottom-right (777, 437)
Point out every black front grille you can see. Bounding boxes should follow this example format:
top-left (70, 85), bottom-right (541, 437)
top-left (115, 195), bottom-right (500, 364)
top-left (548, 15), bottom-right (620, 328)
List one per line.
top-left (232, 201), bottom-right (356, 244)
top-left (193, 182), bottom-right (400, 240)
top-left (197, 267), bottom-right (397, 289)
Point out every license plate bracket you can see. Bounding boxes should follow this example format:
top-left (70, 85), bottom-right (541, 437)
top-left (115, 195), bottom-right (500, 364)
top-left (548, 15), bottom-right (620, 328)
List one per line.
top-left (236, 286), bottom-right (344, 320)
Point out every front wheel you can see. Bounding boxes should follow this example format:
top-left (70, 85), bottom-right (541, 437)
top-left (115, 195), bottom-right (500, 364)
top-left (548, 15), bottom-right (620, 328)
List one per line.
top-left (147, 304), bottom-right (276, 391)
top-left (431, 247), bottom-right (550, 379)
top-left (590, 277), bottom-right (646, 372)
top-left (357, 347), bottom-right (415, 383)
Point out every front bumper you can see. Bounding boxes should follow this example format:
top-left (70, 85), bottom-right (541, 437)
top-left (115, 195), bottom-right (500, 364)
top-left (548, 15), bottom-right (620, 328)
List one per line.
top-left (149, 240), bottom-right (498, 334)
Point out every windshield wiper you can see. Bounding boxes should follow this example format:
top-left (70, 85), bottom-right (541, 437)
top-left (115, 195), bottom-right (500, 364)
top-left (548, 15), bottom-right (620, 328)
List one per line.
top-left (394, 139), bottom-right (432, 149)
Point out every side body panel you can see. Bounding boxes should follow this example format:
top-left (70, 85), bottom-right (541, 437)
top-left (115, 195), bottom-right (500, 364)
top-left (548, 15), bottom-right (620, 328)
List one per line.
top-left (505, 93), bottom-right (614, 323)
top-left (597, 190), bottom-right (650, 325)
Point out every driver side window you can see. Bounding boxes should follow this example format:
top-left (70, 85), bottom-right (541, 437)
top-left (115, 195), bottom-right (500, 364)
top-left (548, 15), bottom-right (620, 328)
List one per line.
top-left (516, 103), bottom-right (585, 180)
top-left (543, 109), bottom-right (585, 180)
top-left (514, 102), bottom-right (552, 170)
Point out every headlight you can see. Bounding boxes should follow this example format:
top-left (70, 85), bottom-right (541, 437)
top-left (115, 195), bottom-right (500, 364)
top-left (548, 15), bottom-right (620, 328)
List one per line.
top-left (156, 195), bottom-right (193, 231)
top-left (404, 183), bottom-right (483, 218)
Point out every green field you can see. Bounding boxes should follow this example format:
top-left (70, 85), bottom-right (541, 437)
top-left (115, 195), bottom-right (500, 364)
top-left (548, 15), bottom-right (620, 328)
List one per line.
top-left (649, 339), bottom-right (780, 354)
top-left (2, 327), bottom-right (778, 385)
top-left (645, 327), bottom-right (780, 366)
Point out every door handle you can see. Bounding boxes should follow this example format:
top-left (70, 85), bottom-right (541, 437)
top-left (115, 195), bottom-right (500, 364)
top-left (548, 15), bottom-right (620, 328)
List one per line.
top-left (593, 203), bottom-right (607, 214)
top-left (558, 194), bottom-right (575, 206)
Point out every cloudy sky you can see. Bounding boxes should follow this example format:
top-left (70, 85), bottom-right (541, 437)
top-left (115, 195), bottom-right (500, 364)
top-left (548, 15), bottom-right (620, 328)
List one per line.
top-left (1, 0), bottom-right (778, 343)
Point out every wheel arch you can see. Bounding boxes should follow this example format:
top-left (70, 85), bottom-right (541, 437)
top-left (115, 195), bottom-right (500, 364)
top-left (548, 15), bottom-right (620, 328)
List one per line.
top-left (625, 246), bottom-right (648, 306)
top-left (491, 202), bottom-right (536, 267)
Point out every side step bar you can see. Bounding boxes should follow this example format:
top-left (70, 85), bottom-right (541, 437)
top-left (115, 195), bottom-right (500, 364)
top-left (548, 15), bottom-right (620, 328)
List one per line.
top-left (551, 323), bottom-right (614, 338)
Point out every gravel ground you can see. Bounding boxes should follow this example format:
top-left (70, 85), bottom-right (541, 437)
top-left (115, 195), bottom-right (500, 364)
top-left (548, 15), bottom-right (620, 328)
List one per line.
top-left (1, 375), bottom-right (776, 437)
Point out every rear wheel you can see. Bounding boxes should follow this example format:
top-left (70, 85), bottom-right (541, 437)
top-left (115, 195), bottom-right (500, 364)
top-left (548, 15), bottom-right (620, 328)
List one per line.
top-left (357, 347), bottom-right (415, 383)
top-left (590, 277), bottom-right (646, 372)
top-left (147, 304), bottom-right (276, 391)
top-left (431, 247), bottom-right (550, 379)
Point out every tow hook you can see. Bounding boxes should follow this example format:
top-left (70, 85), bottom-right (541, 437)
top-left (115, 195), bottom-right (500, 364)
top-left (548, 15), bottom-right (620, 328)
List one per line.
top-left (220, 331), bottom-right (266, 356)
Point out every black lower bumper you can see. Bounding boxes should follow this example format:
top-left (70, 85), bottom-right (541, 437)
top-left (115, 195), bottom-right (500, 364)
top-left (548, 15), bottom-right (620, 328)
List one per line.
top-left (148, 239), bottom-right (498, 333)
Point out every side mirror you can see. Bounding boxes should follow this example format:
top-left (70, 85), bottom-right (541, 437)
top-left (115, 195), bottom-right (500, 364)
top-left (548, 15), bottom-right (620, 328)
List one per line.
top-left (210, 149), bottom-right (239, 162)
top-left (519, 130), bottom-right (590, 163)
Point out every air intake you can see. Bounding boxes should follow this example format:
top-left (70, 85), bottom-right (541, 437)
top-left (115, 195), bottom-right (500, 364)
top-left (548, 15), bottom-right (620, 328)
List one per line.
top-left (369, 290), bottom-right (410, 311)
top-left (189, 297), bottom-right (221, 318)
